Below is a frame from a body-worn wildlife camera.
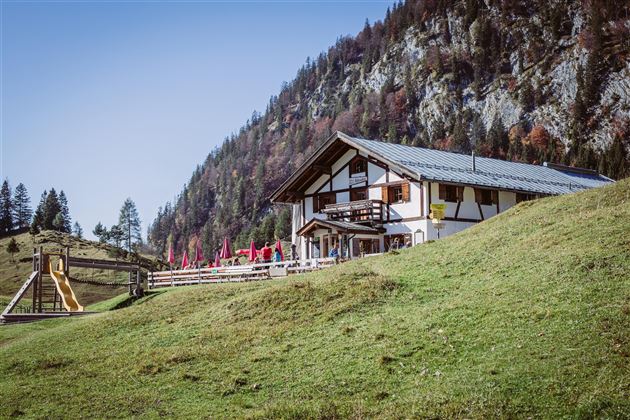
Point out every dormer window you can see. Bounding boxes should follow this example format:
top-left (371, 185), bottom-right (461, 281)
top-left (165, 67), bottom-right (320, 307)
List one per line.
top-left (350, 157), bottom-right (367, 175)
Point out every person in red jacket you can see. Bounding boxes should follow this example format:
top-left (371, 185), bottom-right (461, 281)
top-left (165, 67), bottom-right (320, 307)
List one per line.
top-left (261, 242), bottom-right (273, 263)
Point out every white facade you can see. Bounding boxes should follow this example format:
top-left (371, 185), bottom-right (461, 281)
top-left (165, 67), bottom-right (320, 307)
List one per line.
top-left (289, 148), bottom-right (524, 260)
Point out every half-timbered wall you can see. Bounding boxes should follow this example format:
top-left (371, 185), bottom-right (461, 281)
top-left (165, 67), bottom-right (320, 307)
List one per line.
top-left (292, 149), bottom-right (526, 259)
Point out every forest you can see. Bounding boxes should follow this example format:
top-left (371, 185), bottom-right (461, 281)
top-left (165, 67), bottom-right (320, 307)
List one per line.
top-left (148, 0), bottom-right (630, 259)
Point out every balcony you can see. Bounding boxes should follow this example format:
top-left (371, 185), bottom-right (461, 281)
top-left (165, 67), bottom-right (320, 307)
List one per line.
top-left (321, 200), bottom-right (383, 225)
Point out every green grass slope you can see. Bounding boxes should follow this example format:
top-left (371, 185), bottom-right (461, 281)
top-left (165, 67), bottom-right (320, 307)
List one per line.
top-left (1, 180), bottom-right (629, 418)
top-left (0, 231), bottom-right (158, 308)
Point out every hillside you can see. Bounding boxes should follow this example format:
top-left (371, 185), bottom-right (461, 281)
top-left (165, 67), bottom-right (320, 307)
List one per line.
top-left (0, 231), bottom-right (159, 308)
top-left (1, 180), bottom-right (629, 418)
top-left (148, 0), bottom-right (630, 258)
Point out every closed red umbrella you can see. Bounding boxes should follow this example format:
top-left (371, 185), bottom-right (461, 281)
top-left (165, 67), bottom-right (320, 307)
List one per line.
top-left (274, 239), bottom-right (284, 261)
top-left (248, 240), bottom-right (257, 262)
top-left (214, 251), bottom-right (221, 267)
top-left (194, 239), bottom-right (204, 263)
top-left (181, 250), bottom-right (189, 269)
top-left (220, 237), bottom-right (232, 259)
top-left (167, 242), bottom-right (175, 265)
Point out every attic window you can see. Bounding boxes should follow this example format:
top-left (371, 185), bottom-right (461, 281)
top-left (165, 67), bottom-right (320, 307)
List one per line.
top-left (350, 157), bottom-right (367, 175)
top-left (516, 193), bottom-right (536, 203)
top-left (439, 184), bottom-right (463, 203)
top-left (475, 188), bottom-right (498, 206)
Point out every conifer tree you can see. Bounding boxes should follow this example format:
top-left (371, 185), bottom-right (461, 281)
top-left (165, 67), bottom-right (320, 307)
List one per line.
top-left (118, 198), bottom-right (142, 252)
top-left (53, 213), bottom-right (66, 232)
top-left (58, 191), bottom-right (72, 233)
top-left (73, 222), bottom-right (83, 239)
top-left (109, 225), bottom-right (124, 249)
top-left (31, 190), bottom-right (47, 234)
top-left (606, 136), bottom-right (628, 180)
top-left (7, 237), bottom-right (19, 262)
top-left (520, 79), bottom-right (535, 112)
top-left (43, 188), bottom-right (61, 230)
top-left (93, 222), bottom-right (109, 243)
top-left (452, 117), bottom-right (471, 153)
top-left (0, 180), bottom-right (13, 234)
top-left (12, 183), bottom-right (32, 229)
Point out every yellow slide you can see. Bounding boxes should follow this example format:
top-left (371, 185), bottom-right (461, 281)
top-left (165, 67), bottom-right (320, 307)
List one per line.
top-left (49, 259), bottom-right (84, 312)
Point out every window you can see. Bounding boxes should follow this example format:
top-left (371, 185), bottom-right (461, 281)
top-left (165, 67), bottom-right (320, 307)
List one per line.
top-left (350, 188), bottom-right (367, 201)
top-left (313, 192), bottom-right (336, 213)
top-left (475, 188), bottom-right (498, 205)
top-left (350, 157), bottom-right (367, 175)
top-left (382, 182), bottom-right (410, 203)
top-left (516, 193), bottom-right (536, 203)
top-left (391, 186), bottom-right (403, 202)
top-left (439, 184), bottom-right (463, 203)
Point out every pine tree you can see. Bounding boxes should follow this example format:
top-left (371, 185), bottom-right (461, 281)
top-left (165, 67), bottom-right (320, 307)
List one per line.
top-left (43, 188), bottom-right (61, 230)
top-left (0, 180), bottom-right (13, 234)
top-left (606, 135), bottom-right (627, 179)
top-left (109, 225), bottom-right (124, 249)
top-left (470, 113), bottom-right (486, 150)
top-left (274, 207), bottom-right (291, 241)
top-left (519, 79), bottom-right (535, 112)
top-left (53, 213), bottom-right (65, 232)
top-left (452, 117), bottom-right (471, 153)
top-left (486, 117), bottom-right (509, 158)
top-left (58, 191), bottom-right (72, 233)
top-left (73, 222), bottom-right (83, 238)
top-left (6, 237), bottom-right (19, 262)
top-left (118, 198), bottom-right (142, 252)
top-left (93, 222), bottom-right (109, 243)
top-left (12, 183), bottom-right (32, 229)
top-left (31, 190), bottom-right (47, 233)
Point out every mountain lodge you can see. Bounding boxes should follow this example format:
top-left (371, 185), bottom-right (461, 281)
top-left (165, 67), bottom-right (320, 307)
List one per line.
top-left (271, 131), bottom-right (613, 260)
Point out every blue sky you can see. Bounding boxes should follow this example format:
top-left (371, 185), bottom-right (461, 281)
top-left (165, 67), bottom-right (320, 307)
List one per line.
top-left (1, 0), bottom-right (393, 239)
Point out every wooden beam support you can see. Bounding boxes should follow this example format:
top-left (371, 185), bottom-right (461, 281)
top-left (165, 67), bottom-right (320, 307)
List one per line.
top-left (313, 164), bottom-right (331, 174)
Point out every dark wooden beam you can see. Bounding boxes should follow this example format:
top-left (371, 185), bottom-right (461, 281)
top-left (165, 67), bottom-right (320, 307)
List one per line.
top-left (313, 164), bottom-right (331, 174)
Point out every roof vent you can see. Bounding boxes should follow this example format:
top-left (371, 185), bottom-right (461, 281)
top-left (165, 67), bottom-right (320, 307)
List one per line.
top-left (471, 151), bottom-right (476, 172)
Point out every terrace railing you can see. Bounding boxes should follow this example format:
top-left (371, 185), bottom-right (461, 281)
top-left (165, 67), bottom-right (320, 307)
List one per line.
top-left (321, 199), bottom-right (383, 224)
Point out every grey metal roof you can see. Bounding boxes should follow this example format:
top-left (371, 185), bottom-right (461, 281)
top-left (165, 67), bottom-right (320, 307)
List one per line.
top-left (347, 135), bottom-right (613, 195)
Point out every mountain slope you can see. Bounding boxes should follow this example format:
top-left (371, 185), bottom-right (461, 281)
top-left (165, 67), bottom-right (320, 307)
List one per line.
top-left (2, 180), bottom-right (629, 418)
top-left (148, 0), bottom-right (629, 258)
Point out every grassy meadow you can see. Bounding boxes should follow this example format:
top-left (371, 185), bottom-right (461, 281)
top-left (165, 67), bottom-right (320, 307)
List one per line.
top-left (0, 180), bottom-right (628, 418)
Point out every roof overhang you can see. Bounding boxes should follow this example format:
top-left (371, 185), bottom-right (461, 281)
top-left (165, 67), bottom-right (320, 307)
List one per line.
top-left (270, 131), bottom-right (420, 203)
top-left (296, 218), bottom-right (385, 237)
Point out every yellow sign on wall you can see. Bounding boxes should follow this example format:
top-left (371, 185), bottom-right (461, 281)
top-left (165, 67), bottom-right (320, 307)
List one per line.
top-left (430, 203), bottom-right (447, 220)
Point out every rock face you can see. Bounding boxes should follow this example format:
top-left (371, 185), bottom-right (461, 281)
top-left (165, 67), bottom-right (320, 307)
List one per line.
top-left (307, 6), bottom-right (628, 154)
top-left (148, 0), bottom-right (629, 259)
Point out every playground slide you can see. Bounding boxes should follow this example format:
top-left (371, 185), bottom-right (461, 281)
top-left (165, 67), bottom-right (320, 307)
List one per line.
top-left (49, 260), bottom-right (84, 312)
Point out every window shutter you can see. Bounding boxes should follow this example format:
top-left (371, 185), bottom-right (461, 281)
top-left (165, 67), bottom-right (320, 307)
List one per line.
top-left (401, 182), bottom-right (410, 202)
top-left (381, 186), bottom-right (389, 203)
top-left (313, 196), bottom-right (320, 213)
top-left (491, 190), bottom-right (498, 205)
top-left (439, 184), bottom-right (446, 200)
top-left (474, 188), bottom-right (482, 203)
top-left (457, 186), bottom-right (464, 202)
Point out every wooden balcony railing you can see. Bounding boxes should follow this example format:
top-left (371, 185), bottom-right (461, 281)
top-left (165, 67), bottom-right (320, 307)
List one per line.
top-left (321, 199), bottom-right (383, 224)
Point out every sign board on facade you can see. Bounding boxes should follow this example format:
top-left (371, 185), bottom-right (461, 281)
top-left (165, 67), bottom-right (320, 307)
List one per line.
top-left (349, 175), bottom-right (367, 186)
top-left (430, 203), bottom-right (447, 220)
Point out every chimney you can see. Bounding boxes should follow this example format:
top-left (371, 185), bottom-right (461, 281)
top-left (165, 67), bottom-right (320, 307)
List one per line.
top-left (471, 151), bottom-right (476, 172)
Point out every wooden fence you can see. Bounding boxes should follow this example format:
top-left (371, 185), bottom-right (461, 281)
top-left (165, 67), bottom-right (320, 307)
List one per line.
top-left (148, 257), bottom-right (337, 289)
